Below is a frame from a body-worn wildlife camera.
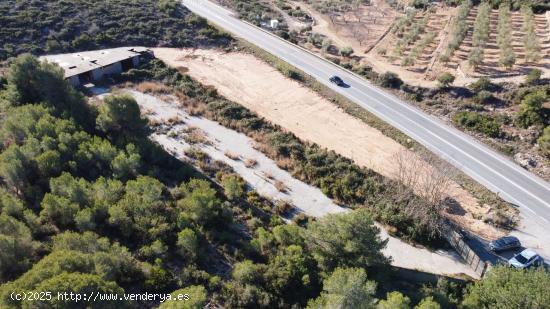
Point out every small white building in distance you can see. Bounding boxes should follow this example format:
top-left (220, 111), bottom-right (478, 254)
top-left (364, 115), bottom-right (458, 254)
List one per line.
top-left (270, 19), bottom-right (279, 29)
top-left (40, 47), bottom-right (152, 86)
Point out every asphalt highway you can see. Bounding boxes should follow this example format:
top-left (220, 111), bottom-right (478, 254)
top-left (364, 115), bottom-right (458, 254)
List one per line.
top-left (181, 0), bottom-right (550, 254)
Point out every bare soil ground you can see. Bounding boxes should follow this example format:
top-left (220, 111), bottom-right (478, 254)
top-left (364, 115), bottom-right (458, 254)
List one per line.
top-left (303, 0), bottom-right (397, 52)
top-left (153, 47), bottom-right (506, 240)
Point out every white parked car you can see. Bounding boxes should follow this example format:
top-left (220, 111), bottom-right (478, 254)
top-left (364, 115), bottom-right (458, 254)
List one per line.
top-left (508, 249), bottom-right (544, 269)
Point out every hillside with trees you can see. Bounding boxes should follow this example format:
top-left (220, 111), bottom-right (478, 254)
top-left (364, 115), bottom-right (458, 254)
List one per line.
top-left (0, 49), bottom-right (547, 308)
top-left (0, 52), bottom-right (449, 307)
top-left (0, 0), bottom-right (230, 60)
top-left (1, 0), bottom-right (550, 307)
top-left (0, 53), bottom-right (392, 308)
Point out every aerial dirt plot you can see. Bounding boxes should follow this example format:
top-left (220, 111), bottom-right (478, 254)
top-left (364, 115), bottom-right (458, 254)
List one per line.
top-left (153, 47), bottom-right (504, 240)
top-left (127, 89), bottom-right (480, 278)
top-left (296, 0), bottom-right (398, 52)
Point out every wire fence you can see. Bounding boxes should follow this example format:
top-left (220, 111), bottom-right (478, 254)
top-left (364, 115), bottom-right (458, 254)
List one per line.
top-left (443, 225), bottom-right (488, 277)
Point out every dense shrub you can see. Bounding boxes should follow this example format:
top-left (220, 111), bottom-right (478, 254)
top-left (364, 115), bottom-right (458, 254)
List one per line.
top-left (469, 77), bottom-right (493, 92)
top-left (525, 68), bottom-right (542, 85)
top-left (463, 266), bottom-right (550, 308)
top-left (340, 46), bottom-right (354, 57)
top-left (0, 0), bottom-right (230, 60)
top-left (453, 111), bottom-right (503, 137)
top-left (2, 54), bottom-right (95, 129)
top-left (0, 56), bottom-right (389, 307)
top-left (516, 90), bottom-right (546, 128)
top-left (538, 126), bottom-right (550, 157)
top-left (377, 72), bottom-right (403, 89)
top-left (437, 73), bottom-right (455, 88)
top-left (280, 67), bottom-right (304, 81)
top-left (0, 56), bottom-right (248, 307)
top-left (473, 90), bottom-right (494, 104)
top-left (353, 64), bottom-right (379, 81)
top-left (225, 0), bottom-right (281, 25)
top-left (412, 0), bottom-right (429, 9)
top-left (307, 267), bottom-right (377, 308)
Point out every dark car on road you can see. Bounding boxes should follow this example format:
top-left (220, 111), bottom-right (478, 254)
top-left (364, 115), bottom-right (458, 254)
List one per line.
top-left (330, 75), bottom-right (345, 86)
top-left (489, 236), bottom-right (521, 252)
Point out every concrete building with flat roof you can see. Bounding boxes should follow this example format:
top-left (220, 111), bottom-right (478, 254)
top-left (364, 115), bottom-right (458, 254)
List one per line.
top-left (40, 47), bottom-right (152, 86)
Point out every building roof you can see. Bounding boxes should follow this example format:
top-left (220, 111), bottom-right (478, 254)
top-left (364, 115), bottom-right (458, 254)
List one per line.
top-left (39, 47), bottom-right (150, 78)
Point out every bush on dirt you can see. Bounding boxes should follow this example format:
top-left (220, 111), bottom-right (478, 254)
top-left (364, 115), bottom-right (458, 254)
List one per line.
top-left (473, 90), bottom-right (494, 104)
top-left (437, 73), bottom-right (455, 88)
top-left (516, 90), bottom-right (547, 128)
top-left (377, 72), bottom-right (403, 89)
top-left (525, 68), bottom-right (542, 86)
top-left (538, 126), bottom-right (550, 157)
top-left (469, 77), bottom-right (493, 92)
top-left (340, 46), bottom-right (354, 58)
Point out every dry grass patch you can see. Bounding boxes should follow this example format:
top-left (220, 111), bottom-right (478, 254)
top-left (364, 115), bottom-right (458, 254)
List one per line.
top-left (136, 81), bottom-right (172, 94)
top-left (148, 119), bottom-right (163, 127)
top-left (263, 171), bottom-right (274, 180)
top-left (183, 127), bottom-right (210, 145)
top-left (167, 116), bottom-right (183, 124)
top-left (273, 200), bottom-right (295, 216)
top-left (274, 180), bottom-right (287, 192)
top-left (176, 94), bottom-right (207, 116)
top-left (224, 151), bottom-right (240, 160)
top-left (244, 158), bottom-right (258, 168)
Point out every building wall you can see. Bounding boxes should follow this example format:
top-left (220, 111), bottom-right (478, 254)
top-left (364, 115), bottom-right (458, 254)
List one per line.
top-left (101, 62), bottom-right (123, 76)
top-left (91, 69), bottom-right (103, 81)
top-left (66, 55), bottom-right (142, 86)
top-left (67, 75), bottom-right (80, 86)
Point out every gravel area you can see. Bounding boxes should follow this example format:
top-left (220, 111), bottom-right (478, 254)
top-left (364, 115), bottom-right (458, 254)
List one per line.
top-left (126, 89), bottom-right (480, 278)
